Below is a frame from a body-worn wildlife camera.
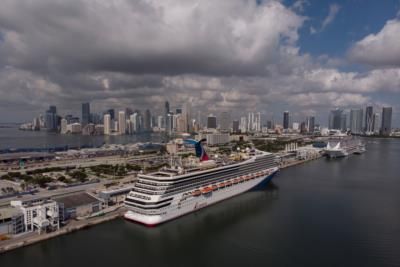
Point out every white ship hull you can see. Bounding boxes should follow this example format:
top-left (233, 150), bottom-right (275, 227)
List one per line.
top-left (124, 167), bottom-right (278, 226)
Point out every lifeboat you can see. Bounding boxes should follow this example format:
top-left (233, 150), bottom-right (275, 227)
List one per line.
top-left (233, 179), bottom-right (239, 184)
top-left (218, 182), bottom-right (226, 188)
top-left (201, 187), bottom-right (213, 194)
top-left (211, 184), bottom-right (218, 191)
top-left (192, 190), bottom-right (201, 197)
top-left (244, 176), bottom-right (250, 181)
top-left (239, 177), bottom-right (244, 183)
top-left (225, 181), bottom-right (232, 186)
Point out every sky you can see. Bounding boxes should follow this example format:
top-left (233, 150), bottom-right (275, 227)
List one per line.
top-left (0, 0), bottom-right (400, 126)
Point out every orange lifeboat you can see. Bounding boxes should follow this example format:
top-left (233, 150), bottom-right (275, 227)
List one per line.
top-left (211, 184), bottom-right (218, 191)
top-left (201, 187), bottom-right (213, 194)
top-left (244, 176), bottom-right (250, 181)
top-left (233, 179), bottom-right (239, 184)
top-left (239, 177), bottom-right (245, 183)
top-left (225, 181), bottom-right (232, 186)
top-left (218, 182), bottom-right (226, 188)
top-left (192, 190), bottom-right (201, 197)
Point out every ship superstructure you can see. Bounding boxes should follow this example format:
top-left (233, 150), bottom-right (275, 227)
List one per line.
top-left (124, 140), bottom-right (279, 226)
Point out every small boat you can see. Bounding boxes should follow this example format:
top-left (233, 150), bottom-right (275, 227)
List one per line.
top-left (201, 187), bottom-right (213, 194)
top-left (218, 182), bottom-right (226, 188)
top-left (211, 185), bottom-right (218, 191)
top-left (192, 190), bottom-right (201, 197)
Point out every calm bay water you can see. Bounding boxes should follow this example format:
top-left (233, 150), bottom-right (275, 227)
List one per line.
top-left (0, 126), bottom-right (166, 150)
top-left (1, 138), bottom-right (400, 266)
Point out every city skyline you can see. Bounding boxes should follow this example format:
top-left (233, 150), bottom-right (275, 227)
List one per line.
top-left (20, 101), bottom-right (395, 137)
top-left (0, 0), bottom-right (400, 126)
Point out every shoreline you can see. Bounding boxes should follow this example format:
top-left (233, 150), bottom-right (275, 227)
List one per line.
top-left (0, 208), bottom-right (127, 254)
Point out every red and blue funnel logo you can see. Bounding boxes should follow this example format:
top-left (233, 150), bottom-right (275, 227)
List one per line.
top-left (184, 138), bottom-right (209, 161)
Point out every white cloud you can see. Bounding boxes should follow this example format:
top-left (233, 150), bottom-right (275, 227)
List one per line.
top-left (349, 19), bottom-right (400, 67)
top-left (0, 0), bottom-right (304, 76)
top-left (0, 0), bottom-right (399, 125)
top-left (321, 4), bottom-right (341, 30)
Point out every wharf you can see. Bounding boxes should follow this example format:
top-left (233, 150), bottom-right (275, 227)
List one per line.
top-left (0, 207), bottom-right (127, 254)
top-left (280, 154), bottom-right (322, 169)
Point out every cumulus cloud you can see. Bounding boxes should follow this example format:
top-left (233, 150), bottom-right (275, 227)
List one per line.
top-left (0, 0), bottom-right (304, 76)
top-left (349, 19), bottom-right (400, 67)
top-left (0, 0), bottom-right (398, 125)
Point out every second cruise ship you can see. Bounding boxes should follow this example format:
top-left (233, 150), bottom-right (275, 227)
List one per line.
top-left (124, 139), bottom-right (279, 226)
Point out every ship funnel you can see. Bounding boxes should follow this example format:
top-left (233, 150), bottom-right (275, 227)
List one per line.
top-left (184, 139), bottom-right (209, 161)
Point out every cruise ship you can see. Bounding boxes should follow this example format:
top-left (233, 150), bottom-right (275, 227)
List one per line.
top-left (325, 133), bottom-right (364, 158)
top-left (124, 139), bottom-right (279, 226)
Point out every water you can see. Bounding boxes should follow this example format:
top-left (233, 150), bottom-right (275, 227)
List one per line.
top-left (0, 126), bottom-right (166, 150)
top-left (1, 138), bottom-right (400, 266)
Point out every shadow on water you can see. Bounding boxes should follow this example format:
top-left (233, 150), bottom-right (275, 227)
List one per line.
top-left (125, 181), bottom-right (280, 238)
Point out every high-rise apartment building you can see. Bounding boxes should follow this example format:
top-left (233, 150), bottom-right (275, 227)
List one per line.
top-left (329, 109), bottom-right (343, 130)
top-left (207, 114), bottom-right (217, 129)
top-left (45, 105), bottom-right (58, 131)
top-left (104, 114), bottom-right (111, 135)
top-left (144, 109), bottom-right (152, 132)
top-left (240, 117), bottom-right (247, 133)
top-left (380, 107), bottom-right (392, 136)
top-left (82, 102), bottom-right (90, 126)
top-left (306, 116), bottom-right (315, 133)
top-left (219, 112), bottom-right (231, 132)
top-left (118, 111), bottom-right (126, 135)
top-left (232, 120), bottom-right (239, 133)
top-left (283, 111), bottom-right (290, 130)
top-left (350, 109), bottom-right (363, 134)
top-left (365, 106), bottom-right (373, 133)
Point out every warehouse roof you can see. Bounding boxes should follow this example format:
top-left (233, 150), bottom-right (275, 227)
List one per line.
top-left (55, 192), bottom-right (100, 209)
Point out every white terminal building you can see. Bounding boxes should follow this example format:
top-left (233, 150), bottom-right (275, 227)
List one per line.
top-left (11, 198), bottom-right (60, 234)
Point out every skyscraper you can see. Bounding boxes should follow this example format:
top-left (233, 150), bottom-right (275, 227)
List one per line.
top-left (283, 111), bottom-right (290, 130)
top-left (248, 113), bottom-right (254, 132)
top-left (307, 116), bottom-right (315, 133)
top-left (106, 109), bottom-right (115, 120)
top-left (82, 102), bottom-right (90, 126)
top-left (219, 112), bottom-right (231, 132)
top-left (207, 114), bottom-right (217, 129)
top-left (350, 109), bottom-right (363, 134)
top-left (165, 101), bottom-right (171, 133)
top-left (329, 109), bottom-right (343, 130)
top-left (240, 116), bottom-right (247, 133)
top-left (45, 105), bottom-right (58, 131)
top-left (131, 113), bottom-right (140, 133)
top-left (254, 112), bottom-right (261, 132)
top-left (365, 106), bottom-right (373, 133)
top-left (232, 120), bottom-right (239, 133)
top-left (341, 113), bottom-right (347, 131)
top-left (144, 109), bottom-right (152, 131)
top-left (104, 114), bottom-right (111, 135)
top-left (118, 111), bottom-right (126, 135)
top-left (182, 102), bottom-right (192, 132)
top-left (60, 118), bottom-right (68, 134)
top-left (380, 107), bottom-right (392, 136)
top-left (49, 105), bottom-right (57, 114)
top-left (373, 113), bottom-right (380, 134)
